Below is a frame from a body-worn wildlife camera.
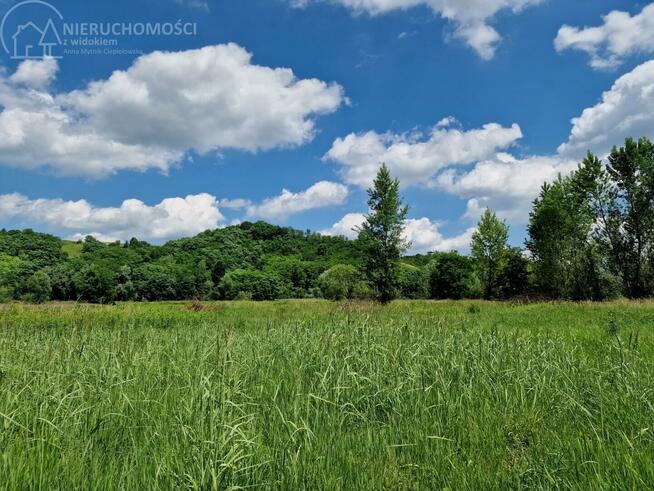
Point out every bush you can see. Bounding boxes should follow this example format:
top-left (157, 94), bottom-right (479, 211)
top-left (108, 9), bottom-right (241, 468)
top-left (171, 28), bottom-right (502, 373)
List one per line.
top-left (0, 286), bottom-right (12, 303)
top-left (219, 269), bottom-right (288, 301)
top-left (74, 264), bottom-right (115, 303)
top-left (501, 248), bottom-right (530, 299)
top-left (318, 264), bottom-right (367, 300)
top-left (425, 252), bottom-right (474, 300)
top-left (397, 263), bottom-right (426, 299)
top-left (23, 271), bottom-right (52, 304)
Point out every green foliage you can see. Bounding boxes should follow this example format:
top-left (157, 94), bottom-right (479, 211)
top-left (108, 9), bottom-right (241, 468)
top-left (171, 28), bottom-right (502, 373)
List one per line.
top-left (318, 264), bottom-right (365, 300)
top-left (61, 241), bottom-right (83, 259)
top-left (603, 138), bottom-right (654, 298)
top-left (74, 264), bottom-right (115, 304)
top-left (358, 164), bottom-right (409, 304)
top-left (396, 263), bottom-right (426, 299)
top-left (23, 271), bottom-right (52, 304)
top-left (264, 256), bottom-right (323, 298)
top-left (0, 253), bottom-right (24, 298)
top-left (0, 229), bottom-right (64, 270)
top-left (218, 269), bottom-right (288, 301)
top-left (471, 209), bottom-right (509, 299)
top-left (501, 248), bottom-right (530, 299)
top-left (528, 140), bottom-right (654, 300)
top-left (425, 252), bottom-right (474, 299)
top-left (0, 221), bottom-right (369, 303)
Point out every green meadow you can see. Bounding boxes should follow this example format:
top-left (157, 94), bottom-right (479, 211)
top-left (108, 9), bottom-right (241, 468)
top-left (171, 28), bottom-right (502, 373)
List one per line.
top-left (1, 300), bottom-right (654, 489)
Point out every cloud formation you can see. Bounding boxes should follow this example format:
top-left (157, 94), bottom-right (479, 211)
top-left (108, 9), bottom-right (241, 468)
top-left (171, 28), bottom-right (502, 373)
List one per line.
top-left (247, 181), bottom-right (349, 220)
top-left (558, 60), bottom-right (654, 158)
top-left (0, 45), bottom-right (345, 177)
top-left (555, 4), bottom-right (654, 69)
top-left (324, 119), bottom-right (522, 187)
top-left (292, 0), bottom-right (542, 59)
top-left (433, 153), bottom-right (576, 223)
top-left (0, 193), bottom-right (224, 241)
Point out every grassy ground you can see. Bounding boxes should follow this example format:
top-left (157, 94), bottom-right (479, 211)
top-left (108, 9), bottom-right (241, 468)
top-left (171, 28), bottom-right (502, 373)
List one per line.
top-left (1, 300), bottom-right (653, 489)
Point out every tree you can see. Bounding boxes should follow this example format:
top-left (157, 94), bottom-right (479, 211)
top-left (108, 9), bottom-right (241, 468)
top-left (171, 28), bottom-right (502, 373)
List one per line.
top-left (602, 138), bottom-right (654, 298)
top-left (74, 264), bottom-right (115, 303)
top-left (358, 164), bottom-right (409, 304)
top-left (500, 248), bottom-right (530, 299)
top-left (527, 152), bottom-right (621, 300)
top-left (471, 209), bottom-right (509, 299)
top-left (218, 269), bottom-right (288, 301)
top-left (425, 252), bottom-right (474, 300)
top-left (318, 264), bottom-right (366, 300)
top-left (23, 271), bottom-right (52, 304)
top-left (114, 266), bottom-right (136, 301)
top-left (397, 263), bottom-right (426, 299)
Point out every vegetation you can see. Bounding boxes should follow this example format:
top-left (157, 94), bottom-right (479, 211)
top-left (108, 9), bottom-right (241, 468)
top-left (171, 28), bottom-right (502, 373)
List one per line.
top-left (1, 137), bottom-right (654, 304)
top-left (471, 209), bottom-right (509, 299)
top-left (2, 300), bottom-right (654, 488)
top-left (358, 164), bottom-right (409, 304)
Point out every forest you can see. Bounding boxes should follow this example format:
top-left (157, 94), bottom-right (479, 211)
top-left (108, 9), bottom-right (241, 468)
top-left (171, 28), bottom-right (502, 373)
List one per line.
top-left (1, 137), bottom-right (653, 304)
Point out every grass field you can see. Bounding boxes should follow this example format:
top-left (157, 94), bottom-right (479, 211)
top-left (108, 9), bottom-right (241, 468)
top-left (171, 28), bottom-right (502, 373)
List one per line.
top-left (1, 300), bottom-right (654, 489)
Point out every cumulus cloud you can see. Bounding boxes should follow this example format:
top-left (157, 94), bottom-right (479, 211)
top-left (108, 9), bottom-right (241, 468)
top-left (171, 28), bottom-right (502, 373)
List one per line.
top-left (558, 60), bottom-right (654, 158)
top-left (320, 212), bottom-right (474, 253)
top-left (320, 212), bottom-right (366, 238)
top-left (555, 4), bottom-right (654, 69)
top-left (0, 193), bottom-right (224, 241)
top-left (324, 119), bottom-right (522, 187)
top-left (247, 181), bottom-right (349, 220)
top-left (219, 198), bottom-right (253, 209)
top-left (0, 45), bottom-right (345, 177)
top-left (433, 153), bottom-right (577, 223)
top-left (9, 57), bottom-right (58, 88)
top-left (404, 218), bottom-right (476, 254)
top-left (291, 0), bottom-right (542, 59)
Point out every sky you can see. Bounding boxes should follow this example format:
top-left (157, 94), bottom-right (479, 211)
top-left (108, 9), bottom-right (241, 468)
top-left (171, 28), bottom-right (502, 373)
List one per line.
top-left (0, 0), bottom-right (653, 253)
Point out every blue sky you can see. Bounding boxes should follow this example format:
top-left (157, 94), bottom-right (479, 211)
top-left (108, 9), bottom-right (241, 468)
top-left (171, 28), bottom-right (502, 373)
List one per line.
top-left (0, 0), bottom-right (653, 252)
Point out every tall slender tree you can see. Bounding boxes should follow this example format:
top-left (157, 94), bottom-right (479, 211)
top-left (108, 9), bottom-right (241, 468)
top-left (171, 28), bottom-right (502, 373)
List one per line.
top-left (471, 208), bottom-right (509, 299)
top-left (358, 164), bottom-right (409, 304)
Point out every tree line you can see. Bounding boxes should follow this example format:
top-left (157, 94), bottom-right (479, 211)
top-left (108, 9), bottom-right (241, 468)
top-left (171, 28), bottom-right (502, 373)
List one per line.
top-left (1, 137), bottom-right (652, 304)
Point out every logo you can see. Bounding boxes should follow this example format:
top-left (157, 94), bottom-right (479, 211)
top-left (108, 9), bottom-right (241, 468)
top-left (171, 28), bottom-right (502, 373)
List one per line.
top-left (0, 0), bottom-right (198, 59)
top-left (1, 0), bottom-right (64, 59)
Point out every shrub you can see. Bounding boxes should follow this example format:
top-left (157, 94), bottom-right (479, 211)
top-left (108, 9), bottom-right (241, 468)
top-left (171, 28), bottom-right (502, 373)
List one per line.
top-left (219, 269), bottom-right (288, 301)
top-left (74, 264), bottom-right (115, 304)
top-left (425, 252), bottom-right (474, 300)
top-left (23, 271), bottom-right (52, 304)
top-left (397, 263), bottom-right (426, 299)
top-left (318, 264), bottom-right (366, 300)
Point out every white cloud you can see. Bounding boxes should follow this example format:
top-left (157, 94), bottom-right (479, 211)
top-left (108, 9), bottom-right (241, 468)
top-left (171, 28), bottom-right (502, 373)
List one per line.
top-left (292, 0), bottom-right (542, 59)
top-left (0, 45), bottom-right (345, 177)
top-left (324, 119), bottom-right (522, 187)
top-left (321, 212), bottom-right (474, 253)
top-left (555, 4), bottom-right (654, 69)
top-left (0, 193), bottom-right (224, 241)
top-left (320, 212), bottom-right (366, 238)
top-left (558, 60), bottom-right (654, 158)
top-left (9, 57), bottom-right (58, 88)
top-left (219, 198), bottom-right (253, 209)
top-left (433, 153), bottom-right (577, 223)
top-left (247, 181), bottom-right (349, 220)
top-left (404, 218), bottom-right (475, 253)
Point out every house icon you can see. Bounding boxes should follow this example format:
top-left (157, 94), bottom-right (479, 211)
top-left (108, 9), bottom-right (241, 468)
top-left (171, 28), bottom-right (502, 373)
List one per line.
top-left (12, 18), bottom-right (61, 59)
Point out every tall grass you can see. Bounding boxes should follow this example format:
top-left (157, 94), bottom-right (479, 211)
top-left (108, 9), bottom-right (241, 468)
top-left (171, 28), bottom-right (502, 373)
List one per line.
top-left (1, 300), bottom-right (653, 489)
